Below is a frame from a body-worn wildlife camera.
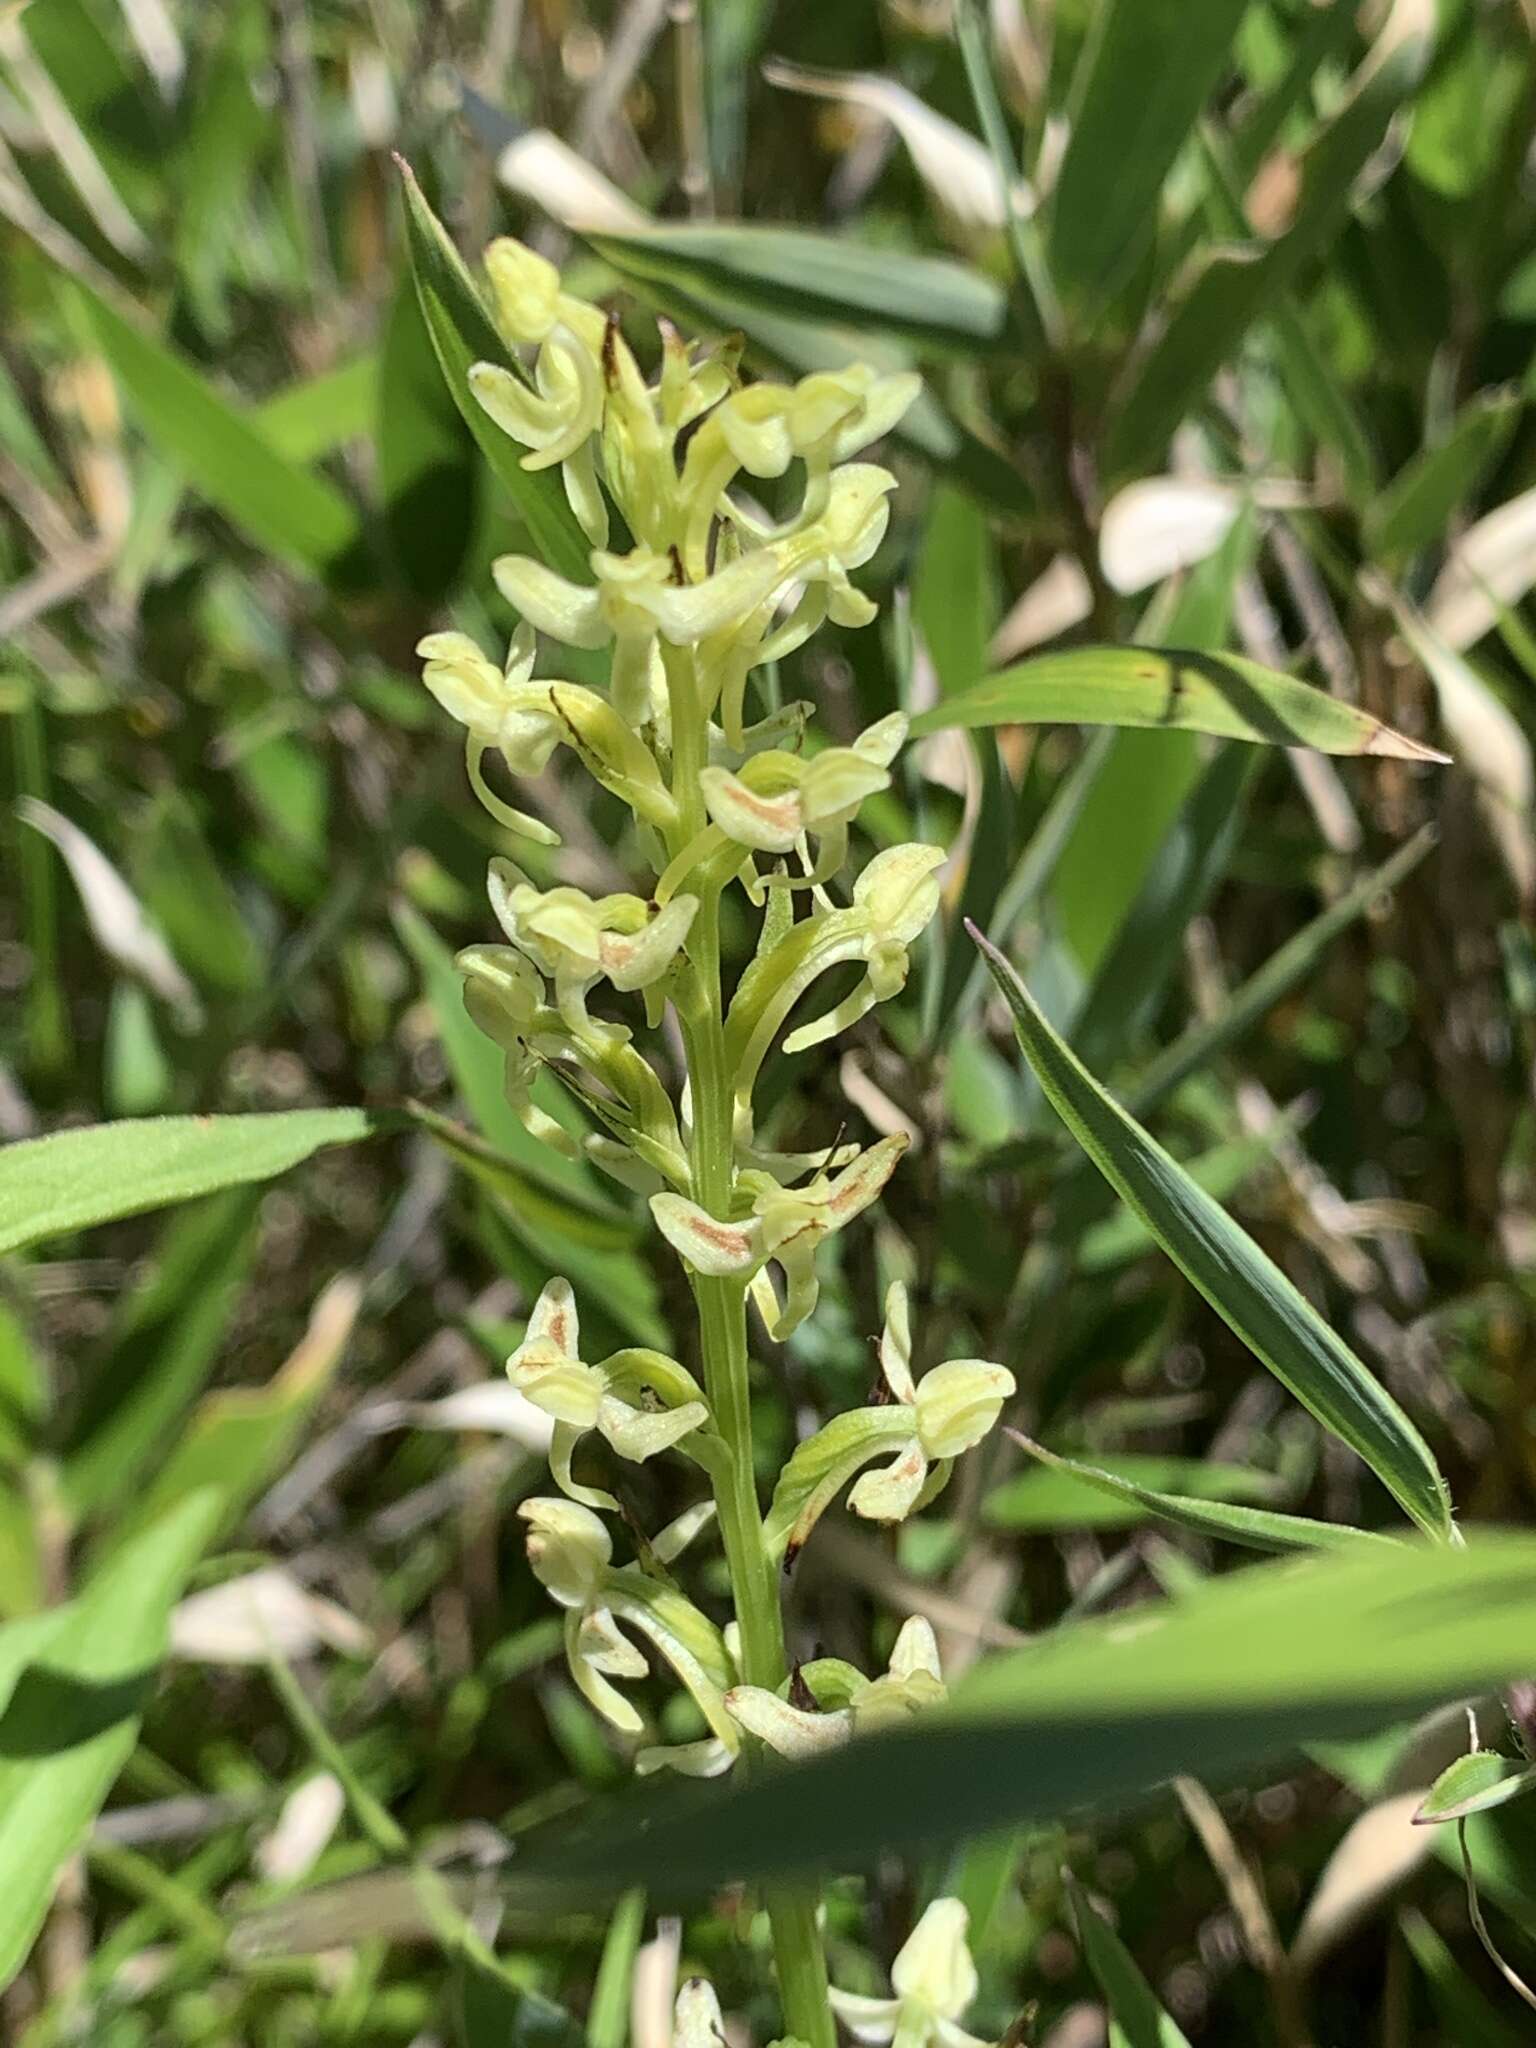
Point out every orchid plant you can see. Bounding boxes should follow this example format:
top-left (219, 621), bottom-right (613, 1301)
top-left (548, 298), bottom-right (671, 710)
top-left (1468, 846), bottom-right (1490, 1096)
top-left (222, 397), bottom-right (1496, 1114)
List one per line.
top-left (418, 235), bottom-right (1013, 2046)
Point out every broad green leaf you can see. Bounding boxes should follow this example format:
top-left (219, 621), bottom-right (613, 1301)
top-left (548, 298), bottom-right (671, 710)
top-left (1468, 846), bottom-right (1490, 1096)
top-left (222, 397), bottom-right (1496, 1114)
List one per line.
top-left (0, 1108), bottom-right (386, 1257)
top-left (588, 223), bottom-right (1011, 355)
top-left (1049, 0), bottom-right (1250, 305)
top-left (73, 285), bottom-right (362, 575)
top-left (1365, 389), bottom-right (1522, 561)
top-left (515, 1532), bottom-right (1536, 1893)
top-left (1106, 17), bottom-right (1432, 478)
top-left (109, 1274), bottom-right (362, 1552)
top-left (909, 647), bottom-right (1447, 762)
top-left (973, 933), bottom-right (1453, 1540)
top-left (1415, 1751), bottom-right (1536, 1827)
top-left (993, 1436), bottom-right (1392, 1552)
top-left (397, 162), bottom-right (590, 584)
top-left (1068, 1872), bottom-right (1193, 2048)
top-left (256, 356), bottom-right (378, 463)
top-left (0, 1491), bottom-right (221, 1991)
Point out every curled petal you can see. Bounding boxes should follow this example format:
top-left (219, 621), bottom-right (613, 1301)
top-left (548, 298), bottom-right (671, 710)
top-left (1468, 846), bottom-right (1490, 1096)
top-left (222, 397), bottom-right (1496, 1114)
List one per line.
top-left (855, 843), bottom-right (946, 943)
top-left (635, 1737), bottom-right (736, 1779)
top-left (519, 1496), bottom-right (611, 1605)
top-left (417, 631), bottom-right (504, 736)
top-left (493, 555), bottom-right (608, 648)
top-left (725, 1684), bottom-right (852, 1759)
top-left (825, 1992), bottom-right (901, 2046)
top-left (565, 1609), bottom-right (643, 1733)
top-left (509, 1344), bottom-right (604, 1428)
top-left (598, 894), bottom-right (698, 991)
top-left (913, 1359), bottom-right (1015, 1460)
top-left (846, 1438), bottom-right (930, 1523)
top-left (831, 370), bottom-right (922, 460)
top-left (650, 1195), bottom-right (763, 1277)
top-left (698, 765), bottom-right (802, 852)
top-left (596, 1394), bottom-right (709, 1463)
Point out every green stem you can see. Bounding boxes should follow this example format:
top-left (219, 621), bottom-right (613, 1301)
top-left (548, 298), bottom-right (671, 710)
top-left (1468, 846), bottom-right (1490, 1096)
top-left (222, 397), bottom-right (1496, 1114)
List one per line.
top-left (667, 651), bottom-right (834, 2048)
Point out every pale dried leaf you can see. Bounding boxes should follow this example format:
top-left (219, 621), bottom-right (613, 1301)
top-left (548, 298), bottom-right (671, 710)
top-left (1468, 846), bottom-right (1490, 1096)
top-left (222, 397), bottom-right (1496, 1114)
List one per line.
top-left (17, 797), bottom-right (202, 1024)
top-left (403, 1381), bottom-right (555, 1450)
top-left (170, 1569), bottom-right (370, 1666)
top-left (1290, 1793), bottom-right (1430, 1971)
top-left (255, 1773), bottom-right (345, 1883)
top-left (1426, 485), bottom-right (1536, 651)
top-left (763, 58), bottom-right (1029, 233)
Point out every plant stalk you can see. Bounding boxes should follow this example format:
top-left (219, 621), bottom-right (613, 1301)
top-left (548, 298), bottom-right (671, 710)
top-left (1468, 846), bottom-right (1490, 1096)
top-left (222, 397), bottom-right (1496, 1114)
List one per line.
top-left (668, 650), bottom-right (834, 2048)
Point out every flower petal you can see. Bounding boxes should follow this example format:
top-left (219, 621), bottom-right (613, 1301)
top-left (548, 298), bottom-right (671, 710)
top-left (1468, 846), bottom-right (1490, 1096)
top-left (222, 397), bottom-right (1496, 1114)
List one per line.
top-left (846, 1439), bottom-right (929, 1523)
top-left (493, 555), bottom-right (608, 647)
top-left (650, 1195), bottom-right (763, 1277)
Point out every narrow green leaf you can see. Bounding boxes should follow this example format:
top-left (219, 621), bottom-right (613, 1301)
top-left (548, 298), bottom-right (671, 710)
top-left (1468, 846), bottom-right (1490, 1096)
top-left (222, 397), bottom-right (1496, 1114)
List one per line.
top-left (910, 647), bottom-right (1448, 762)
top-left (1106, 21), bottom-right (1432, 477)
top-left (516, 1533), bottom-right (1536, 1894)
top-left (588, 224), bottom-right (1011, 354)
top-left (995, 1435), bottom-right (1393, 1552)
top-left (0, 1109), bottom-right (386, 1258)
top-left (0, 1492), bottom-right (221, 1991)
top-left (972, 931), bottom-right (1453, 1540)
top-left (1072, 745), bottom-right (1255, 1073)
top-left (73, 285), bottom-right (361, 575)
top-left (1415, 1751), bottom-right (1536, 1827)
top-left (1366, 389), bottom-right (1522, 561)
top-left (396, 160), bottom-right (590, 583)
top-left (1049, 0), bottom-right (1250, 305)
top-left (1068, 1872), bottom-right (1194, 2048)
top-left (1123, 826), bottom-right (1438, 1121)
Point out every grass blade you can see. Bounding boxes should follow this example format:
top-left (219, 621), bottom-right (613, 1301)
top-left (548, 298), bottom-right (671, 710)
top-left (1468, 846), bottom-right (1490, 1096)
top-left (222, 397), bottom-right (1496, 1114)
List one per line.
top-left (910, 646), bottom-right (1448, 762)
top-left (971, 929), bottom-right (1453, 1539)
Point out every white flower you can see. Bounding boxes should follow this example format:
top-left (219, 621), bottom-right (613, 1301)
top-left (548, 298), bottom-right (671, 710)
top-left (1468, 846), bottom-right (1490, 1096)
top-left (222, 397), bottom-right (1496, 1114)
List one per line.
top-left (724, 845), bottom-right (945, 1108)
top-left (847, 1285), bottom-right (1015, 1522)
top-left (726, 1616), bottom-right (945, 1759)
top-left (417, 624), bottom-right (566, 843)
top-left (518, 1497), bottom-right (737, 1753)
top-left (649, 1134), bottom-right (908, 1340)
top-left (509, 1277), bottom-right (709, 1510)
top-left (488, 860), bottom-right (698, 1034)
top-left (829, 1899), bottom-right (990, 2048)
top-left (698, 713), bottom-right (908, 877)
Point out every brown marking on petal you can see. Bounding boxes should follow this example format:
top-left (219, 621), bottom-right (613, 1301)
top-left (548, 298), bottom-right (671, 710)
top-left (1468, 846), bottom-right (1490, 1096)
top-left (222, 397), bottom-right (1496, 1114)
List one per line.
top-left (685, 1212), bottom-right (756, 1257)
top-left (723, 782), bottom-right (800, 832)
top-left (788, 1662), bottom-right (817, 1714)
top-left (601, 311), bottom-right (620, 385)
top-left (782, 1536), bottom-right (803, 1574)
top-left (668, 543), bottom-right (687, 586)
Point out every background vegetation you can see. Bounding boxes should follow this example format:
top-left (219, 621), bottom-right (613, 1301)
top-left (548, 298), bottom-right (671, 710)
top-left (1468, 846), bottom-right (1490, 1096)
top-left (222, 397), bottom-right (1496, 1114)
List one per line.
top-left (3, 0), bottom-right (1536, 2042)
